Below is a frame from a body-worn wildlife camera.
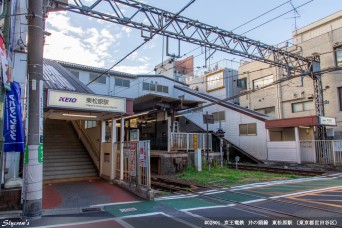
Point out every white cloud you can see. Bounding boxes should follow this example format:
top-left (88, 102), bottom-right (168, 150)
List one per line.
top-left (45, 13), bottom-right (122, 68)
top-left (127, 51), bottom-right (138, 61)
top-left (114, 64), bottom-right (151, 74)
top-left (44, 30), bottom-right (104, 67)
top-left (46, 12), bottom-right (83, 35)
top-left (122, 27), bottom-right (132, 36)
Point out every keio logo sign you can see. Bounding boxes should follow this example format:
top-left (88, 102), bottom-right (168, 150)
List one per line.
top-left (59, 97), bottom-right (77, 103)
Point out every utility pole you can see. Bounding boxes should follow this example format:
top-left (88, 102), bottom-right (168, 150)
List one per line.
top-left (23, 0), bottom-right (44, 218)
top-left (0, 0), bottom-right (11, 194)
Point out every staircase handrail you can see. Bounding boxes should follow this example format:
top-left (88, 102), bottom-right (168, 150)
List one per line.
top-left (71, 120), bottom-right (100, 169)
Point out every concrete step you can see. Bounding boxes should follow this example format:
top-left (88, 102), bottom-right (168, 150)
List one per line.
top-left (44, 157), bottom-right (92, 163)
top-left (44, 150), bottom-right (87, 154)
top-left (43, 164), bottom-right (95, 171)
top-left (44, 154), bottom-right (89, 159)
top-left (44, 167), bottom-right (97, 175)
top-left (43, 160), bottom-right (94, 167)
top-left (43, 172), bottom-right (98, 180)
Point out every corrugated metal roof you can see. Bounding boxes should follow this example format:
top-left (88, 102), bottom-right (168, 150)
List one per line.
top-left (175, 85), bottom-right (272, 121)
top-left (52, 59), bottom-right (137, 79)
top-left (43, 59), bottom-right (94, 94)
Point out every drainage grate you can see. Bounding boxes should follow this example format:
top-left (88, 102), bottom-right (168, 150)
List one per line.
top-left (81, 207), bottom-right (103, 213)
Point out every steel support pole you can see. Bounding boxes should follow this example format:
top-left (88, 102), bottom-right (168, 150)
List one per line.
top-left (120, 117), bottom-right (124, 181)
top-left (23, 0), bottom-right (44, 219)
top-left (206, 111), bottom-right (209, 162)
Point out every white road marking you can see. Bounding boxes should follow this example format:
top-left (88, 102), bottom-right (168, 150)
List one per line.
top-left (162, 212), bottom-right (199, 228)
top-left (90, 200), bottom-right (142, 207)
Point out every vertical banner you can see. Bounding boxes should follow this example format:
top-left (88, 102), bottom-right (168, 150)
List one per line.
top-left (38, 81), bottom-right (43, 163)
top-left (139, 141), bottom-right (148, 168)
top-left (129, 143), bottom-right (137, 176)
top-left (3, 82), bottom-right (24, 152)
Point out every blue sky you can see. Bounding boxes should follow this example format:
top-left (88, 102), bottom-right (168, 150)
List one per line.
top-left (44, 0), bottom-right (341, 74)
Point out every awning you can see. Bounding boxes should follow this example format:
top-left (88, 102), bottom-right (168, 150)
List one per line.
top-left (265, 115), bottom-right (336, 129)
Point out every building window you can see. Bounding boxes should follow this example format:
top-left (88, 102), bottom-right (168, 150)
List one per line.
top-left (253, 75), bottom-right (273, 89)
top-left (237, 78), bottom-right (247, 89)
top-left (89, 73), bottom-right (106, 84)
top-left (292, 101), bottom-right (314, 113)
top-left (255, 106), bottom-right (275, 118)
top-left (339, 87), bottom-right (342, 111)
top-left (85, 121), bottom-right (97, 129)
top-left (335, 46), bottom-right (342, 67)
top-left (115, 78), bottom-right (130, 87)
top-left (213, 111), bottom-right (225, 122)
top-left (239, 123), bottom-right (257, 135)
top-left (70, 70), bottom-right (79, 79)
top-left (142, 82), bottom-right (168, 93)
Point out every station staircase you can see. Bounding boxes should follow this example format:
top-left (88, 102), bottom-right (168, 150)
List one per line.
top-left (175, 85), bottom-right (270, 164)
top-left (43, 119), bottom-right (98, 180)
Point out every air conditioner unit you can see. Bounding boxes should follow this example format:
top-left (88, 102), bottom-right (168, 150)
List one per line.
top-left (307, 94), bottom-right (314, 100)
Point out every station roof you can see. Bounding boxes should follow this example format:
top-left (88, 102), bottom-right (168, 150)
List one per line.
top-left (53, 59), bottom-right (137, 79)
top-left (43, 59), bottom-right (94, 94)
top-left (175, 85), bottom-right (272, 121)
top-left (133, 93), bottom-right (203, 113)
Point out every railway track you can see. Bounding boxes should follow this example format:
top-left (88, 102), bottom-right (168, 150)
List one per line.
top-left (152, 176), bottom-right (342, 227)
top-left (151, 176), bottom-right (201, 193)
top-left (227, 163), bottom-right (326, 176)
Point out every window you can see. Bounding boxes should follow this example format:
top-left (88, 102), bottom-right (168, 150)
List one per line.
top-left (85, 121), bottom-right (97, 129)
top-left (255, 106), bottom-right (275, 118)
top-left (213, 111), bottom-right (225, 122)
top-left (239, 123), bottom-right (257, 135)
top-left (115, 78), bottom-right (130, 87)
top-left (162, 86), bottom-right (168, 93)
top-left (253, 75), bottom-right (273, 89)
top-left (143, 82), bottom-right (149, 90)
top-left (336, 46), bottom-right (342, 67)
top-left (292, 101), bottom-right (314, 113)
top-left (142, 82), bottom-right (168, 94)
top-left (89, 73), bottom-right (106, 84)
top-left (237, 78), bottom-right (247, 89)
top-left (339, 87), bottom-right (342, 111)
top-left (70, 70), bottom-right (79, 79)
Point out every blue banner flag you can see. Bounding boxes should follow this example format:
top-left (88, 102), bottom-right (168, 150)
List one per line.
top-left (3, 81), bottom-right (24, 152)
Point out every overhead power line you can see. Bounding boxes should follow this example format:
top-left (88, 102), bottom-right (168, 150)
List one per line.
top-left (241, 0), bottom-right (314, 35)
top-left (86, 0), bottom-right (196, 86)
top-left (232, 0), bottom-right (291, 32)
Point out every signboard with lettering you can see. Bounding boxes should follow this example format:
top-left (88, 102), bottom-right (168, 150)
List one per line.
top-left (318, 116), bottom-right (336, 126)
top-left (129, 143), bottom-right (137, 176)
top-left (203, 114), bottom-right (214, 124)
top-left (206, 69), bottom-right (224, 92)
top-left (47, 90), bottom-right (126, 113)
top-left (3, 82), bottom-right (24, 152)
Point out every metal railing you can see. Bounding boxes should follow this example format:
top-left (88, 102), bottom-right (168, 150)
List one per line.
top-left (72, 120), bottom-right (100, 169)
top-left (115, 141), bottom-right (151, 189)
top-left (170, 132), bottom-right (212, 151)
top-left (300, 140), bottom-right (342, 165)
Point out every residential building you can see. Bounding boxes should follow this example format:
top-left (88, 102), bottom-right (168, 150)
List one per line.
top-left (238, 10), bottom-right (342, 138)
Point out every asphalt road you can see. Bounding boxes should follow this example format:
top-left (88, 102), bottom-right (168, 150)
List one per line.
top-left (2, 173), bottom-right (342, 228)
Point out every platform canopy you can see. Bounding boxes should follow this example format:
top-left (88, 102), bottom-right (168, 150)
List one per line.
top-left (133, 93), bottom-right (203, 113)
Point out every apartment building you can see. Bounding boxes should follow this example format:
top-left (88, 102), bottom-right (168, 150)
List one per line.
top-left (239, 11), bottom-right (342, 139)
